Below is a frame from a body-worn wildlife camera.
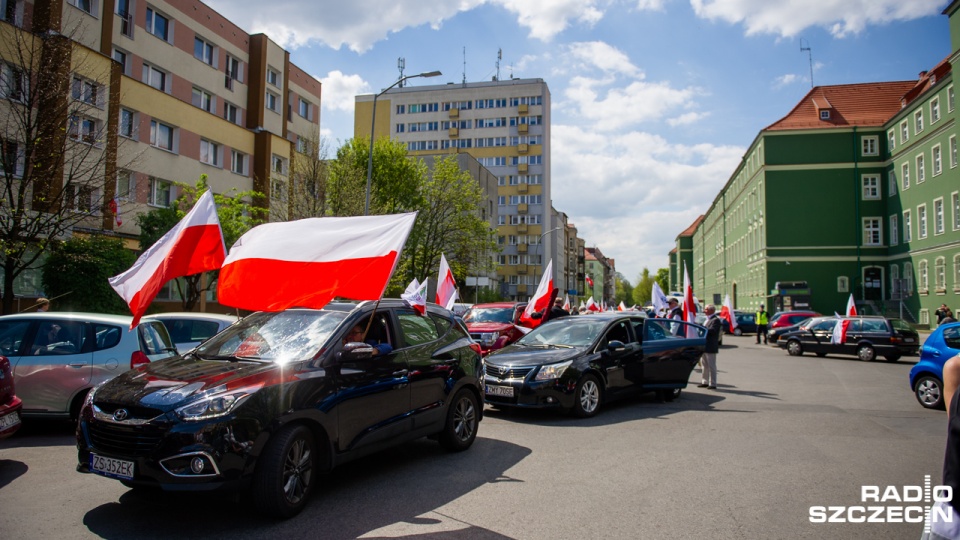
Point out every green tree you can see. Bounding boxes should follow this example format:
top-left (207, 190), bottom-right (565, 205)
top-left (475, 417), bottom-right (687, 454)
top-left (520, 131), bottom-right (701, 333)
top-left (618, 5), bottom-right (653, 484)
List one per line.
top-left (41, 235), bottom-right (136, 314)
top-left (327, 137), bottom-right (423, 216)
top-left (286, 128), bottom-right (330, 220)
top-left (614, 273), bottom-right (633, 306)
top-left (656, 268), bottom-right (670, 294)
top-left (634, 267), bottom-right (655, 306)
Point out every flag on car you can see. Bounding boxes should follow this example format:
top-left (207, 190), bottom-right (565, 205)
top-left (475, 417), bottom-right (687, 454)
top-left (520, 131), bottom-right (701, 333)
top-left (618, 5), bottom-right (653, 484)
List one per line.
top-left (519, 260), bottom-right (555, 328)
top-left (831, 318), bottom-right (851, 345)
top-left (618, 301), bottom-right (626, 311)
top-left (436, 253), bottom-right (458, 311)
top-left (586, 296), bottom-right (600, 312)
top-left (651, 281), bottom-right (669, 315)
top-left (719, 293), bottom-right (738, 332)
top-left (217, 212), bottom-right (417, 312)
top-left (846, 293), bottom-right (858, 316)
top-left (683, 262), bottom-right (698, 337)
top-left (401, 278), bottom-right (428, 315)
top-left (562, 294), bottom-right (571, 312)
top-left (110, 190), bottom-right (226, 327)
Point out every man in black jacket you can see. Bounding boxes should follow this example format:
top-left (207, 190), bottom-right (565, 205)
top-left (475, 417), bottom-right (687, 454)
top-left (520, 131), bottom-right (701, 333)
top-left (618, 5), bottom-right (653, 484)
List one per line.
top-left (697, 304), bottom-right (722, 390)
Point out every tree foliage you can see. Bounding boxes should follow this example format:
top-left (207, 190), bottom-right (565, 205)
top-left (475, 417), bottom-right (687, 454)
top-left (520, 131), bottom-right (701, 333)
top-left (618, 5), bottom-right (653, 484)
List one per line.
top-left (614, 272), bottom-right (633, 306)
top-left (655, 268), bottom-right (670, 294)
top-left (284, 128), bottom-right (330, 220)
top-left (327, 137), bottom-right (422, 217)
top-left (41, 235), bottom-right (135, 314)
top-left (634, 268), bottom-right (655, 306)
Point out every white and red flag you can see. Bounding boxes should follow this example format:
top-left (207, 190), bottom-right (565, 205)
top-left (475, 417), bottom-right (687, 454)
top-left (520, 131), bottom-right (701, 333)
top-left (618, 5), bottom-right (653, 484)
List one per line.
top-left (651, 281), bottom-right (669, 314)
top-left (618, 301), bottom-right (626, 311)
top-left (401, 278), bottom-right (428, 315)
top-left (519, 260), bottom-right (554, 328)
top-left (586, 275), bottom-right (594, 288)
top-left (831, 318), bottom-right (852, 345)
top-left (110, 190), bottom-right (225, 327)
top-left (719, 293), bottom-right (738, 333)
top-left (683, 263), bottom-right (698, 338)
top-left (579, 299), bottom-right (585, 311)
top-left (217, 212), bottom-right (416, 312)
top-left (586, 296), bottom-right (600, 312)
top-left (436, 253), bottom-right (458, 311)
top-left (562, 294), bottom-right (570, 312)
top-left (846, 293), bottom-right (858, 316)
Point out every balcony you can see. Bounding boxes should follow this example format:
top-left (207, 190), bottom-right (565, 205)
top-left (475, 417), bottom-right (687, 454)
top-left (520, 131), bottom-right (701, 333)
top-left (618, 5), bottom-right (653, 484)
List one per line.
top-left (518, 123), bottom-right (528, 134)
top-left (518, 103), bottom-right (528, 114)
top-left (517, 243), bottom-right (527, 253)
top-left (449, 108), bottom-right (459, 118)
top-left (517, 265), bottom-right (528, 274)
top-left (517, 163), bottom-right (528, 173)
top-left (518, 203), bottom-right (528, 214)
top-left (518, 183), bottom-right (528, 193)
top-left (518, 223), bottom-right (528, 234)
top-left (518, 143), bottom-right (528, 154)
top-left (517, 284), bottom-right (527, 294)
top-left (449, 127), bottom-right (459, 138)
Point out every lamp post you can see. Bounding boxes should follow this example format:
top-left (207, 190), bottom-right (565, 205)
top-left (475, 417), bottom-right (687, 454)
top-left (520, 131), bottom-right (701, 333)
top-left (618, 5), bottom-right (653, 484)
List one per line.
top-left (364, 70), bottom-right (442, 216)
top-left (533, 226), bottom-right (564, 288)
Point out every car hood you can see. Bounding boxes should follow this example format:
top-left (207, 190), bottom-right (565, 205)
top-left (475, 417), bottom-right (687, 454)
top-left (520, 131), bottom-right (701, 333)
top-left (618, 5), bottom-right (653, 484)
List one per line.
top-left (466, 322), bottom-right (517, 333)
top-left (485, 344), bottom-right (585, 367)
top-left (93, 355), bottom-right (284, 412)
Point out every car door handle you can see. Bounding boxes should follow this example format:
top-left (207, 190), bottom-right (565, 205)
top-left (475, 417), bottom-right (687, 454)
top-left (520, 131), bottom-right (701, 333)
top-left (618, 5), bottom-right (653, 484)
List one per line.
top-left (392, 369), bottom-right (408, 378)
top-left (68, 363), bottom-right (87, 368)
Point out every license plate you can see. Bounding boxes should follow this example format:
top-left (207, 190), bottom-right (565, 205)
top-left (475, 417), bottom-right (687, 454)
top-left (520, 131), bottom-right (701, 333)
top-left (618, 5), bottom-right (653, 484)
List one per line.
top-left (485, 385), bottom-right (514, 397)
top-left (90, 453), bottom-right (135, 480)
top-left (904, 338), bottom-right (915, 343)
top-left (0, 410), bottom-right (19, 430)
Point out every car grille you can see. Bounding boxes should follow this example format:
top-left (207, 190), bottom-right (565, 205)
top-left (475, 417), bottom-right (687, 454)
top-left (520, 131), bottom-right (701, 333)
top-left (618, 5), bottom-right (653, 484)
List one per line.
top-left (94, 402), bottom-right (164, 420)
top-left (88, 420), bottom-right (167, 457)
top-left (484, 364), bottom-right (534, 380)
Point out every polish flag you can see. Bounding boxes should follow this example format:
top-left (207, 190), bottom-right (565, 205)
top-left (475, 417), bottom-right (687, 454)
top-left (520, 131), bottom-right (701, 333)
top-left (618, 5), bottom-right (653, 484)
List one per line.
top-left (586, 296), bottom-right (600, 312)
top-left (401, 278), bottom-right (428, 315)
top-left (683, 263), bottom-right (698, 338)
top-left (562, 294), bottom-right (570, 312)
top-left (846, 293), bottom-right (858, 316)
top-left (519, 260), bottom-right (554, 328)
top-left (110, 190), bottom-right (225, 327)
top-left (719, 293), bottom-right (738, 333)
top-left (217, 212), bottom-right (416, 312)
top-left (831, 318), bottom-right (852, 345)
top-left (586, 275), bottom-right (594, 288)
top-left (436, 253), bottom-right (458, 311)
top-left (618, 301), bottom-right (626, 311)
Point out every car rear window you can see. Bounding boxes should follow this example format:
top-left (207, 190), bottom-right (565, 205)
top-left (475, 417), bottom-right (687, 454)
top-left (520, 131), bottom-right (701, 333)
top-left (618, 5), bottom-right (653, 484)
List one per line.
top-left (398, 313), bottom-right (440, 347)
top-left (0, 320), bottom-right (30, 356)
top-left (93, 324), bottom-right (122, 350)
top-left (165, 319), bottom-right (221, 342)
top-left (861, 319), bottom-right (888, 332)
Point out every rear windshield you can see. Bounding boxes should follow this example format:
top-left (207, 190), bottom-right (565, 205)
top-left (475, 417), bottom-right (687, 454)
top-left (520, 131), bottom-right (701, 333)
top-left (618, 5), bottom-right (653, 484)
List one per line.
top-left (463, 307), bottom-right (515, 324)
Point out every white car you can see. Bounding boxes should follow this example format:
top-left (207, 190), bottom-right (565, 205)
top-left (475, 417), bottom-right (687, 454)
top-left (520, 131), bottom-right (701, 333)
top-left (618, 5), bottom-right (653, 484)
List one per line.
top-left (145, 312), bottom-right (239, 353)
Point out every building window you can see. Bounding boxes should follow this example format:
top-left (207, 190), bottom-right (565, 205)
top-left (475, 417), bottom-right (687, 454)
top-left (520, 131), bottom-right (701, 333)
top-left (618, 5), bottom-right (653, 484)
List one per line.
top-left (149, 120), bottom-right (175, 152)
top-left (933, 144), bottom-right (942, 176)
top-left (953, 192), bottom-right (960, 231)
top-left (223, 102), bottom-right (239, 125)
top-left (861, 175), bottom-right (880, 200)
top-left (915, 110), bottom-right (924, 134)
top-left (145, 7), bottom-right (170, 42)
top-left (891, 265), bottom-right (901, 297)
top-left (1, 140), bottom-right (22, 177)
top-left (67, 0), bottom-right (94, 15)
top-left (148, 177), bottom-right (172, 207)
top-left (905, 262), bottom-right (914, 294)
top-left (837, 276), bottom-right (849, 293)
top-left (931, 97), bottom-right (941, 124)
top-left (265, 91), bottom-right (278, 112)
top-left (904, 210), bottom-right (912, 243)
top-left (863, 218), bottom-right (881, 246)
top-left (71, 76), bottom-right (99, 106)
top-left (936, 257), bottom-right (946, 291)
top-left (192, 87), bottom-right (214, 112)
top-left (918, 260), bottom-right (929, 292)
top-left (271, 154), bottom-right (286, 175)
top-left (920, 310), bottom-right (930, 325)
top-left (298, 98), bottom-right (310, 119)
top-left (901, 162), bottom-right (910, 190)
top-left (65, 183), bottom-right (97, 213)
top-left (112, 48), bottom-right (129, 75)
top-left (69, 116), bottom-right (98, 144)
top-left (194, 37), bottom-right (215, 66)
top-left (934, 198), bottom-right (944, 235)
top-left (916, 154), bottom-right (925, 183)
top-left (889, 215), bottom-right (898, 246)
top-left (900, 120), bottom-right (909, 144)
top-left (117, 0), bottom-right (132, 36)
top-left (224, 55), bottom-right (241, 88)
top-left (861, 136), bottom-right (878, 156)
top-left (119, 108), bottom-right (135, 138)
top-left (918, 204), bottom-right (928, 239)
top-left (142, 63), bottom-right (168, 92)
top-left (116, 170), bottom-right (135, 200)
top-left (951, 136), bottom-right (958, 169)
top-left (2, 0), bottom-right (21, 24)
top-left (199, 139), bottom-right (219, 167)
top-left (231, 151), bottom-right (246, 175)
top-left (888, 170), bottom-right (897, 196)
top-left (0, 63), bottom-right (26, 101)
top-left (266, 68), bottom-right (279, 87)
top-left (950, 85), bottom-right (956, 112)
top-left (887, 130), bottom-right (896, 154)
top-left (955, 255), bottom-right (960, 292)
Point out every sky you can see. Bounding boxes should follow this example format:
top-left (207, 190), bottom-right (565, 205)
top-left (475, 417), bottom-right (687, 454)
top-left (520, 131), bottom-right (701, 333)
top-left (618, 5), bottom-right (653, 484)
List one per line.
top-left (206, 0), bottom-right (950, 284)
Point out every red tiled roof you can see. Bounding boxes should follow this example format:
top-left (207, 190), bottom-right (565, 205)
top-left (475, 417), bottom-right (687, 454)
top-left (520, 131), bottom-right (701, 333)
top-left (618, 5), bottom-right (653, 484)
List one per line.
top-left (765, 81), bottom-right (918, 131)
top-left (678, 215), bottom-right (704, 237)
top-left (901, 57), bottom-right (951, 107)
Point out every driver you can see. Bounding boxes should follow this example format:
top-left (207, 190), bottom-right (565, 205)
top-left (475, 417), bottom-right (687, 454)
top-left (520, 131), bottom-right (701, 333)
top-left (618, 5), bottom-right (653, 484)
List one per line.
top-left (344, 325), bottom-right (392, 356)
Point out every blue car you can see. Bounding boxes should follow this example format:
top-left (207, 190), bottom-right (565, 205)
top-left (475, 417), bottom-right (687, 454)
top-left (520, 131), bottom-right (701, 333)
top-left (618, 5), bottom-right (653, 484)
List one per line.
top-left (909, 322), bottom-right (960, 409)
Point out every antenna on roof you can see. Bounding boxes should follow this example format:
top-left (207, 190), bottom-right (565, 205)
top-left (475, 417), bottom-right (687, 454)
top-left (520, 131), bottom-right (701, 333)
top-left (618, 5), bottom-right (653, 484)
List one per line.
top-left (397, 57), bottom-right (405, 88)
top-left (495, 48), bottom-right (502, 81)
top-left (462, 47), bottom-right (467, 86)
top-left (800, 38), bottom-right (813, 88)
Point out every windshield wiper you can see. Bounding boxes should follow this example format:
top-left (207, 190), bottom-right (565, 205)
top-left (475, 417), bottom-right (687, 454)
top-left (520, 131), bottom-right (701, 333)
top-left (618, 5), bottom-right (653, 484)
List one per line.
top-left (195, 353), bottom-right (240, 361)
top-left (548, 344), bottom-right (573, 349)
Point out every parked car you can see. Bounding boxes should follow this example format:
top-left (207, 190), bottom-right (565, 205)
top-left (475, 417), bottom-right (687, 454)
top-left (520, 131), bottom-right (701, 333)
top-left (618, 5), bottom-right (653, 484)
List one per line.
top-left (462, 302), bottom-right (529, 356)
top-left (0, 354), bottom-right (22, 440)
top-left (0, 312), bottom-right (176, 419)
top-left (483, 312), bottom-right (706, 417)
top-left (909, 322), bottom-right (960, 410)
top-left (778, 315), bottom-right (919, 362)
top-left (145, 312), bottom-right (239, 353)
top-left (77, 300), bottom-right (483, 518)
top-left (767, 311), bottom-right (821, 343)
top-left (727, 311), bottom-right (758, 336)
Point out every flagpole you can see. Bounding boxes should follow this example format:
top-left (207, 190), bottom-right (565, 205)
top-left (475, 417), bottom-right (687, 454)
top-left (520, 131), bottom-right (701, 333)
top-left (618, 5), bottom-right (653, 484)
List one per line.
top-left (361, 298), bottom-right (383, 342)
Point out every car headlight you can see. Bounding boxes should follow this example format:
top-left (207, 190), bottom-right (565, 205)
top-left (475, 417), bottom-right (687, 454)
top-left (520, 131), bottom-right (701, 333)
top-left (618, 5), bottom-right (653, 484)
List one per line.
top-left (175, 384), bottom-right (262, 421)
top-left (535, 360), bottom-right (573, 381)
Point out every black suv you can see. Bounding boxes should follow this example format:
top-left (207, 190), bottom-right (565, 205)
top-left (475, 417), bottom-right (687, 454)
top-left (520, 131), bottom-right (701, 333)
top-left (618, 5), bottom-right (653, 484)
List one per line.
top-left (76, 301), bottom-right (483, 518)
top-left (778, 315), bottom-right (919, 362)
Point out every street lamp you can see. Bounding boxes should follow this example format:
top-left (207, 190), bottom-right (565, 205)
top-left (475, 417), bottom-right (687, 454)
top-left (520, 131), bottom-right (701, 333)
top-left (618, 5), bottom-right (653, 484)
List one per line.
top-left (364, 70), bottom-right (442, 215)
top-left (533, 226), bottom-right (564, 287)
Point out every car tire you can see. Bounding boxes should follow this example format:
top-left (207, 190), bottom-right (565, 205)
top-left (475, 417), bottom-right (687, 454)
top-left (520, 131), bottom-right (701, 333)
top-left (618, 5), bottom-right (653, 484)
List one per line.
top-left (439, 388), bottom-right (479, 452)
top-left (252, 424), bottom-right (316, 519)
top-left (815, 352), bottom-right (827, 357)
top-left (658, 388), bottom-right (682, 402)
top-left (857, 345), bottom-right (876, 362)
top-left (885, 354), bottom-right (901, 363)
top-left (734, 328), bottom-right (742, 336)
top-left (915, 376), bottom-right (945, 410)
top-left (572, 374), bottom-right (602, 418)
top-left (786, 340), bottom-right (803, 356)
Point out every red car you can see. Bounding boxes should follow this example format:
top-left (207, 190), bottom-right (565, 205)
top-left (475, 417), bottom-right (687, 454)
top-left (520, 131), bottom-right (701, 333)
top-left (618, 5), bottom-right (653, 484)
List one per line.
top-left (0, 355), bottom-right (22, 440)
top-left (767, 311), bottom-right (821, 343)
top-left (462, 302), bottom-right (528, 356)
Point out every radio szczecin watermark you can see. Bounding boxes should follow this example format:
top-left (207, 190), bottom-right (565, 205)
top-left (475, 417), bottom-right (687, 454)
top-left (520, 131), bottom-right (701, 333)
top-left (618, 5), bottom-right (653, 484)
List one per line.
top-left (809, 475), bottom-right (953, 530)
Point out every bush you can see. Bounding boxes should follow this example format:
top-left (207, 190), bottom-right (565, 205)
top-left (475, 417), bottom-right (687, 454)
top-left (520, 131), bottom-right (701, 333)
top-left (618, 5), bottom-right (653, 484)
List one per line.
top-left (41, 235), bottom-right (136, 314)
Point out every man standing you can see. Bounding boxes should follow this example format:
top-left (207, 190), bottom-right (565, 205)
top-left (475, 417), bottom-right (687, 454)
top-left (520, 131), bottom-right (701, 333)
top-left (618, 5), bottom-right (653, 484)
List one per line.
top-left (698, 304), bottom-right (722, 390)
top-left (755, 303), bottom-right (769, 344)
top-left (666, 298), bottom-right (682, 335)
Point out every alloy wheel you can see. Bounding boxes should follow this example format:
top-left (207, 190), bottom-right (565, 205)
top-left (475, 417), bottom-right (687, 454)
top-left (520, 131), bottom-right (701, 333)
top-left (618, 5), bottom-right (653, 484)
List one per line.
top-left (282, 438), bottom-right (312, 505)
top-left (580, 379), bottom-right (600, 413)
top-left (452, 395), bottom-right (477, 443)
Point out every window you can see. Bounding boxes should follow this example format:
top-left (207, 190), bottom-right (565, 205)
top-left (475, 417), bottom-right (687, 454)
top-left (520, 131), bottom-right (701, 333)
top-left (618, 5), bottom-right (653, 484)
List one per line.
top-left (64, 183), bottom-right (97, 213)
top-left (2, 0), bottom-right (20, 24)
top-left (820, 110), bottom-right (830, 120)
top-left (915, 110), bottom-right (924, 133)
top-left (933, 144), bottom-right (942, 176)
top-left (265, 91), bottom-right (278, 112)
top-left (900, 120), bottom-right (909, 144)
top-left (145, 7), bottom-right (170, 41)
top-left (952, 136), bottom-right (958, 168)
top-left (194, 37), bottom-right (215, 66)
top-left (861, 136), bottom-right (878, 156)
top-left (119, 108), bottom-right (135, 138)
top-left (298, 98), bottom-right (310, 119)
top-left (1, 62), bottom-right (26, 101)
top-left (223, 101), bottom-right (239, 125)
top-left (142, 63), bottom-right (167, 91)
top-left (149, 120), bottom-right (175, 151)
top-left (1, 141), bottom-right (22, 177)
top-left (935, 198), bottom-right (944, 235)
top-left (148, 177), bottom-right (171, 207)
top-left (904, 210), bottom-right (912, 243)
top-left (956, 255), bottom-right (960, 292)
top-left (918, 204), bottom-right (928, 239)
top-left (917, 154), bottom-right (926, 183)
top-left (112, 48), bottom-right (129, 75)
top-left (954, 192), bottom-right (960, 231)
top-left (887, 130), bottom-right (896, 153)
top-left (199, 139), bottom-right (219, 166)
top-left (936, 257), bottom-right (946, 291)
top-left (863, 218), bottom-right (881, 246)
top-left (888, 170), bottom-right (897, 196)
top-left (891, 265), bottom-right (900, 297)
top-left (117, 0), bottom-right (132, 36)
top-left (67, 0), bottom-right (94, 15)
top-left (931, 97), bottom-right (941, 123)
top-left (231, 151), bottom-right (246, 175)
top-left (398, 312), bottom-right (439, 346)
top-left (905, 262), bottom-right (914, 294)
top-left (271, 154), bottom-right (286, 175)
top-left (266, 68), bottom-right (279, 87)
top-left (837, 276), bottom-right (849, 293)
top-left (918, 260), bottom-right (929, 292)
top-left (69, 116), bottom-right (98, 144)
top-left (950, 86), bottom-right (956, 112)
top-left (191, 87), bottom-right (214, 112)
top-left (901, 162), bottom-right (910, 190)
top-left (116, 170), bottom-right (134, 200)
top-left (889, 215), bottom-right (898, 246)
top-left (224, 55), bottom-right (241, 88)
top-left (861, 175), bottom-right (879, 200)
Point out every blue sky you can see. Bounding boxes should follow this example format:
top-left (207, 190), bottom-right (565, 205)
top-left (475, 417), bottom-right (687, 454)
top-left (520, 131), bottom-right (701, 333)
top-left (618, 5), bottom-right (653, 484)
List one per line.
top-left (207, 0), bottom-right (949, 284)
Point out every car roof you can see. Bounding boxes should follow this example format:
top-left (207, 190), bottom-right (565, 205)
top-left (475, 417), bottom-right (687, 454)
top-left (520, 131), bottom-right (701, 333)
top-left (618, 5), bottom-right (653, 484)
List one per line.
top-left (468, 302), bottom-right (526, 308)
top-left (145, 312), bottom-right (240, 323)
top-left (269, 299), bottom-right (458, 317)
top-left (0, 311), bottom-right (138, 325)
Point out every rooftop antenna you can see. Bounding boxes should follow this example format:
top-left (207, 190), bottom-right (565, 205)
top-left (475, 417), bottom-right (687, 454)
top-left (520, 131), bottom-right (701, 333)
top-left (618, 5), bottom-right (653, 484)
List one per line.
top-left (800, 38), bottom-right (813, 88)
top-left (495, 48), bottom-right (501, 81)
top-left (462, 47), bottom-right (467, 86)
top-left (397, 57), bottom-right (405, 88)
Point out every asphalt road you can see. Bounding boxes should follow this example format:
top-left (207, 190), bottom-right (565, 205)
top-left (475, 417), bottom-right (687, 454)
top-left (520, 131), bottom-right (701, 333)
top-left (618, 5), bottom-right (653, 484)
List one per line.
top-left (0, 335), bottom-right (948, 539)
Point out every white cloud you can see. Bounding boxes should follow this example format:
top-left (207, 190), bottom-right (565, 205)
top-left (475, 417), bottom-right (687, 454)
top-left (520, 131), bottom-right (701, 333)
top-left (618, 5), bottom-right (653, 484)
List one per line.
top-left (565, 76), bottom-right (703, 130)
top-left (667, 111), bottom-right (710, 126)
top-left (566, 41), bottom-right (644, 78)
top-left (690, 0), bottom-right (944, 38)
top-left (634, 0), bottom-right (669, 11)
top-left (772, 73), bottom-right (800, 89)
top-left (320, 70), bottom-right (370, 112)
top-left (493, 0), bottom-right (606, 41)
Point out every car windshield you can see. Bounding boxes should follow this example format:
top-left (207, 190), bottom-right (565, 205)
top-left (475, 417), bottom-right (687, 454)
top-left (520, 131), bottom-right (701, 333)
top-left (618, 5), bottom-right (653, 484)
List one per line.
top-left (463, 307), bottom-right (514, 324)
top-left (195, 310), bottom-right (346, 364)
top-left (517, 319), bottom-right (607, 347)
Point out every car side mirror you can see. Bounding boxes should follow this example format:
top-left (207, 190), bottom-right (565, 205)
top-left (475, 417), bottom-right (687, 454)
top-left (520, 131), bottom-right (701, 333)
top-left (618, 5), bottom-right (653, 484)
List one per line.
top-left (338, 341), bottom-right (374, 361)
top-left (607, 340), bottom-right (626, 353)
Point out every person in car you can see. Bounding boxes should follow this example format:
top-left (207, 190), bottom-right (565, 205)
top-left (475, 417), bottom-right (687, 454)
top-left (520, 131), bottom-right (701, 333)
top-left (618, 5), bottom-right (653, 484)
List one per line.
top-left (344, 325), bottom-right (392, 356)
top-left (33, 323), bottom-right (62, 354)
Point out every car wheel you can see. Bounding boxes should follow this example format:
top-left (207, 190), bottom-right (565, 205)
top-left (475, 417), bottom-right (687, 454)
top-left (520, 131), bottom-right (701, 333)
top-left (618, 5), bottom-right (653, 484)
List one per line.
top-left (439, 388), bottom-right (479, 452)
top-left (252, 424), bottom-right (316, 519)
top-left (815, 352), bottom-right (827, 357)
top-left (786, 340), bottom-right (803, 356)
top-left (885, 354), bottom-right (901, 363)
top-left (572, 374), bottom-right (602, 418)
top-left (915, 376), bottom-right (945, 410)
top-left (658, 388), bottom-right (682, 402)
top-left (734, 328), bottom-right (742, 336)
top-left (857, 345), bottom-right (876, 362)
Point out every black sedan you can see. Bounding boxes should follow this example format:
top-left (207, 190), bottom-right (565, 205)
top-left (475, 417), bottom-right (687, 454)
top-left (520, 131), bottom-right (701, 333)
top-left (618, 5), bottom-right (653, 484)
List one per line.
top-left (76, 301), bottom-right (483, 518)
top-left (483, 312), bottom-right (706, 417)
top-left (778, 315), bottom-right (919, 362)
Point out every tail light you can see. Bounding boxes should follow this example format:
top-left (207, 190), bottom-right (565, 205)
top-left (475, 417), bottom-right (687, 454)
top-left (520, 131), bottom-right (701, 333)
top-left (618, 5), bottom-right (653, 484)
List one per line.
top-left (469, 342), bottom-right (483, 356)
top-left (130, 350), bottom-right (150, 369)
top-left (890, 336), bottom-right (901, 344)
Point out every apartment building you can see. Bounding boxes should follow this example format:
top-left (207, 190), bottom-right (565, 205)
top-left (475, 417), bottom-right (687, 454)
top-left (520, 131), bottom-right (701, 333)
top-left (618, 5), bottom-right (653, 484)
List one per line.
top-left (355, 78), bottom-right (554, 301)
top-left (0, 0), bottom-right (321, 299)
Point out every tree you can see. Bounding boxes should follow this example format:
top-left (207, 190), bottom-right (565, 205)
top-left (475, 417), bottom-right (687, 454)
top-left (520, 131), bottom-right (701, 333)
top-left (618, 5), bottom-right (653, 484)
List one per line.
top-left (327, 137), bottom-right (422, 217)
top-left (41, 235), bottom-right (135, 314)
top-left (614, 273), bottom-right (633, 306)
top-left (656, 268), bottom-right (670, 294)
top-left (634, 268), bottom-right (655, 306)
top-left (136, 176), bottom-right (265, 311)
top-left (0, 20), bottom-right (129, 314)
top-left (284, 128), bottom-right (331, 220)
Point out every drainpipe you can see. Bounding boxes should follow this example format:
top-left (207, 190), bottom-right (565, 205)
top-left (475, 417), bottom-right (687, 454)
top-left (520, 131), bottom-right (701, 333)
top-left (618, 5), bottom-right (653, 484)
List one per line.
top-left (853, 127), bottom-right (862, 306)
